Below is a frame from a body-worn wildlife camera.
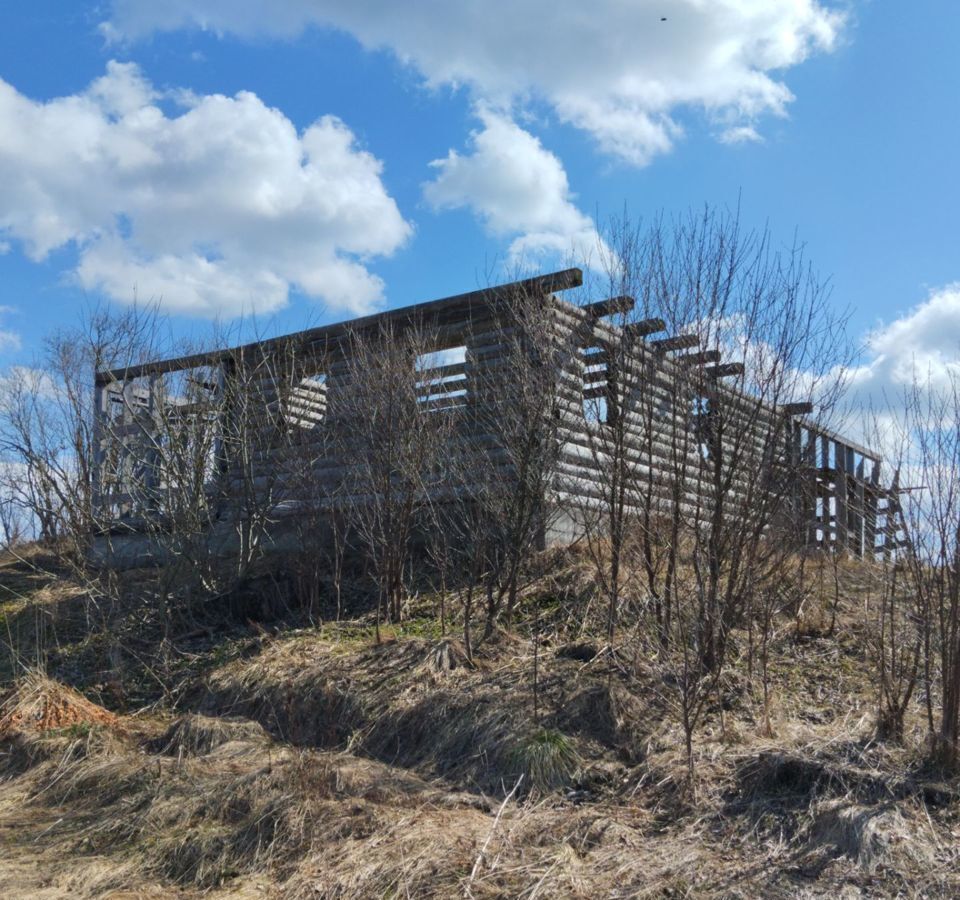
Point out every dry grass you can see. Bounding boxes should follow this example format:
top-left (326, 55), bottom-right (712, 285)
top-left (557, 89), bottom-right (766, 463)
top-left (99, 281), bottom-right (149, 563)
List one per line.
top-left (151, 713), bottom-right (271, 758)
top-left (0, 550), bottom-right (958, 897)
top-left (0, 669), bottom-right (122, 738)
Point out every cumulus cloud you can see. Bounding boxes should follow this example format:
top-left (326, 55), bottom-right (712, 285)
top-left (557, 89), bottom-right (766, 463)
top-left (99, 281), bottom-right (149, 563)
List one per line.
top-left (0, 62), bottom-right (411, 317)
top-left (423, 109), bottom-right (602, 267)
top-left (818, 282), bottom-right (960, 464)
top-left (846, 284), bottom-right (960, 411)
top-left (105, 0), bottom-right (845, 165)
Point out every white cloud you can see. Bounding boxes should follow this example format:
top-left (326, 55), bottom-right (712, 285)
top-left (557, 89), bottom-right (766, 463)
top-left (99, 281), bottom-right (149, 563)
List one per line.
top-left (105, 0), bottom-right (845, 165)
top-left (424, 109), bottom-right (602, 267)
top-left (0, 307), bottom-right (20, 353)
top-left (718, 125), bottom-right (763, 145)
top-left (0, 62), bottom-right (411, 317)
top-left (846, 283), bottom-right (960, 410)
top-left (0, 331), bottom-right (20, 353)
top-left (826, 283), bottom-right (960, 462)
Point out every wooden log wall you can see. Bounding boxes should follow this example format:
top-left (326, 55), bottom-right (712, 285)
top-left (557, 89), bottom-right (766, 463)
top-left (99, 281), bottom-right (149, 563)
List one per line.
top-left (92, 268), bottom-right (897, 558)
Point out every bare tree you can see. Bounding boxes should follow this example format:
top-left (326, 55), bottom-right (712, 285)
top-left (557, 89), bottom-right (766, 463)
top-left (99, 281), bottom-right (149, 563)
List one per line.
top-left (0, 305), bottom-right (160, 565)
top-left (331, 319), bottom-right (453, 628)
top-left (561, 222), bottom-right (700, 647)
top-left (662, 211), bottom-right (848, 669)
top-left (560, 209), bottom-right (853, 776)
top-left (895, 370), bottom-right (960, 765)
top-left (467, 283), bottom-right (576, 638)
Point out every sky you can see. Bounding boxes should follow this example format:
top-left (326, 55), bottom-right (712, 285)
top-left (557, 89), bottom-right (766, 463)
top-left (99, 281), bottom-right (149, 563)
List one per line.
top-left (0, 0), bottom-right (957, 413)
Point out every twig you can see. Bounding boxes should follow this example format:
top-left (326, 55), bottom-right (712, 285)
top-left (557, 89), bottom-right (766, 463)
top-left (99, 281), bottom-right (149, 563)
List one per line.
top-left (526, 854), bottom-right (562, 899)
top-left (464, 774), bottom-right (523, 896)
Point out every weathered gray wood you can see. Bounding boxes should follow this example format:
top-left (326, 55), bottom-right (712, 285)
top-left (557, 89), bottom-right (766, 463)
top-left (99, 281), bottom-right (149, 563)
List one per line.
top-left (677, 350), bottom-right (721, 367)
top-left (650, 334), bottom-right (699, 352)
top-left (583, 295), bottom-right (635, 319)
top-left (624, 318), bottom-right (666, 339)
top-left (705, 362), bottom-right (745, 379)
top-left (93, 266), bottom-right (892, 559)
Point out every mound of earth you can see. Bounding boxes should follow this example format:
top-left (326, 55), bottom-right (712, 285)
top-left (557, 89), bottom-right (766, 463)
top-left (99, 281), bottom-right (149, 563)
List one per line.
top-left (152, 713), bottom-right (271, 757)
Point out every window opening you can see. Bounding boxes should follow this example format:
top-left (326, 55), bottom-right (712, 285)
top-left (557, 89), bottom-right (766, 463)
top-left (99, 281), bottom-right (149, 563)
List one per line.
top-left (283, 373), bottom-right (327, 430)
top-left (416, 345), bottom-right (468, 411)
top-left (582, 345), bottom-right (611, 424)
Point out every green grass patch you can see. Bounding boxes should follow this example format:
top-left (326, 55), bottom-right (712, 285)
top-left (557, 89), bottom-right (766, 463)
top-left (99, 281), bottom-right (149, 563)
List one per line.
top-left (507, 727), bottom-right (579, 792)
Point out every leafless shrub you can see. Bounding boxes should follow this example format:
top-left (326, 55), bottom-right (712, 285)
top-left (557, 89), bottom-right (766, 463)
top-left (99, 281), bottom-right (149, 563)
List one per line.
top-left (571, 208), bottom-right (853, 775)
top-left (892, 370), bottom-right (960, 766)
top-left (468, 280), bottom-right (576, 638)
top-left (331, 319), bottom-right (455, 629)
top-left (0, 306), bottom-right (160, 562)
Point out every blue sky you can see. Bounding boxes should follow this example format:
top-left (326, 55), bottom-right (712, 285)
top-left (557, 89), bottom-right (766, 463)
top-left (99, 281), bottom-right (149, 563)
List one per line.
top-left (0, 0), bottom-right (957, 405)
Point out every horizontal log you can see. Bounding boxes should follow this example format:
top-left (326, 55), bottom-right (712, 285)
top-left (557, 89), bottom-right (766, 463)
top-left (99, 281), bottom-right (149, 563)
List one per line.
top-left (416, 362), bottom-right (468, 382)
top-left (650, 334), bottom-right (699, 352)
top-left (97, 268), bottom-right (582, 384)
top-left (582, 385), bottom-right (610, 402)
top-left (583, 295), bottom-right (635, 319)
top-left (677, 350), bottom-right (721, 367)
top-left (705, 363), bottom-right (745, 379)
top-left (625, 318), bottom-right (667, 339)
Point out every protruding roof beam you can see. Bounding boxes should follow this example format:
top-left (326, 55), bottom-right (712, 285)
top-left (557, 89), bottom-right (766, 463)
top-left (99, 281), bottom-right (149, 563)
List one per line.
top-left (514, 267), bottom-right (582, 297)
top-left (583, 295), bottom-right (635, 319)
top-left (677, 350), bottom-right (721, 367)
top-left (650, 334), bottom-right (699, 353)
top-left (781, 401), bottom-right (814, 416)
top-left (705, 362), bottom-right (745, 378)
top-left (624, 317), bottom-right (666, 339)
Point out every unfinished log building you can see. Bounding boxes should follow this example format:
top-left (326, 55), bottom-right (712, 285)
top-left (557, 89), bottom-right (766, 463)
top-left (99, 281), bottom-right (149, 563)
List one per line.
top-left (92, 268), bottom-right (904, 562)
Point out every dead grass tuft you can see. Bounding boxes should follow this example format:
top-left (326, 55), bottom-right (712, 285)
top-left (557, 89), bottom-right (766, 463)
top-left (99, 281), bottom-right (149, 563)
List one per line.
top-left (560, 681), bottom-right (647, 759)
top-left (0, 670), bottom-right (122, 739)
top-left (151, 714), bottom-right (271, 758)
top-left (417, 637), bottom-right (475, 674)
top-left (801, 799), bottom-right (935, 874)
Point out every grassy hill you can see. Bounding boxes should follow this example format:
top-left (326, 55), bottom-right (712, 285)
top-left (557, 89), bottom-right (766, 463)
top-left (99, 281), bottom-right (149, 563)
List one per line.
top-left (0, 546), bottom-right (957, 898)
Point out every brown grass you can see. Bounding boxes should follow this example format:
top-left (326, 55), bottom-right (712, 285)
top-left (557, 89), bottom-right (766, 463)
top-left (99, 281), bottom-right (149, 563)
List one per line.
top-left (151, 713), bottom-right (271, 757)
top-left (0, 550), bottom-right (958, 897)
top-left (0, 670), bottom-right (122, 737)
